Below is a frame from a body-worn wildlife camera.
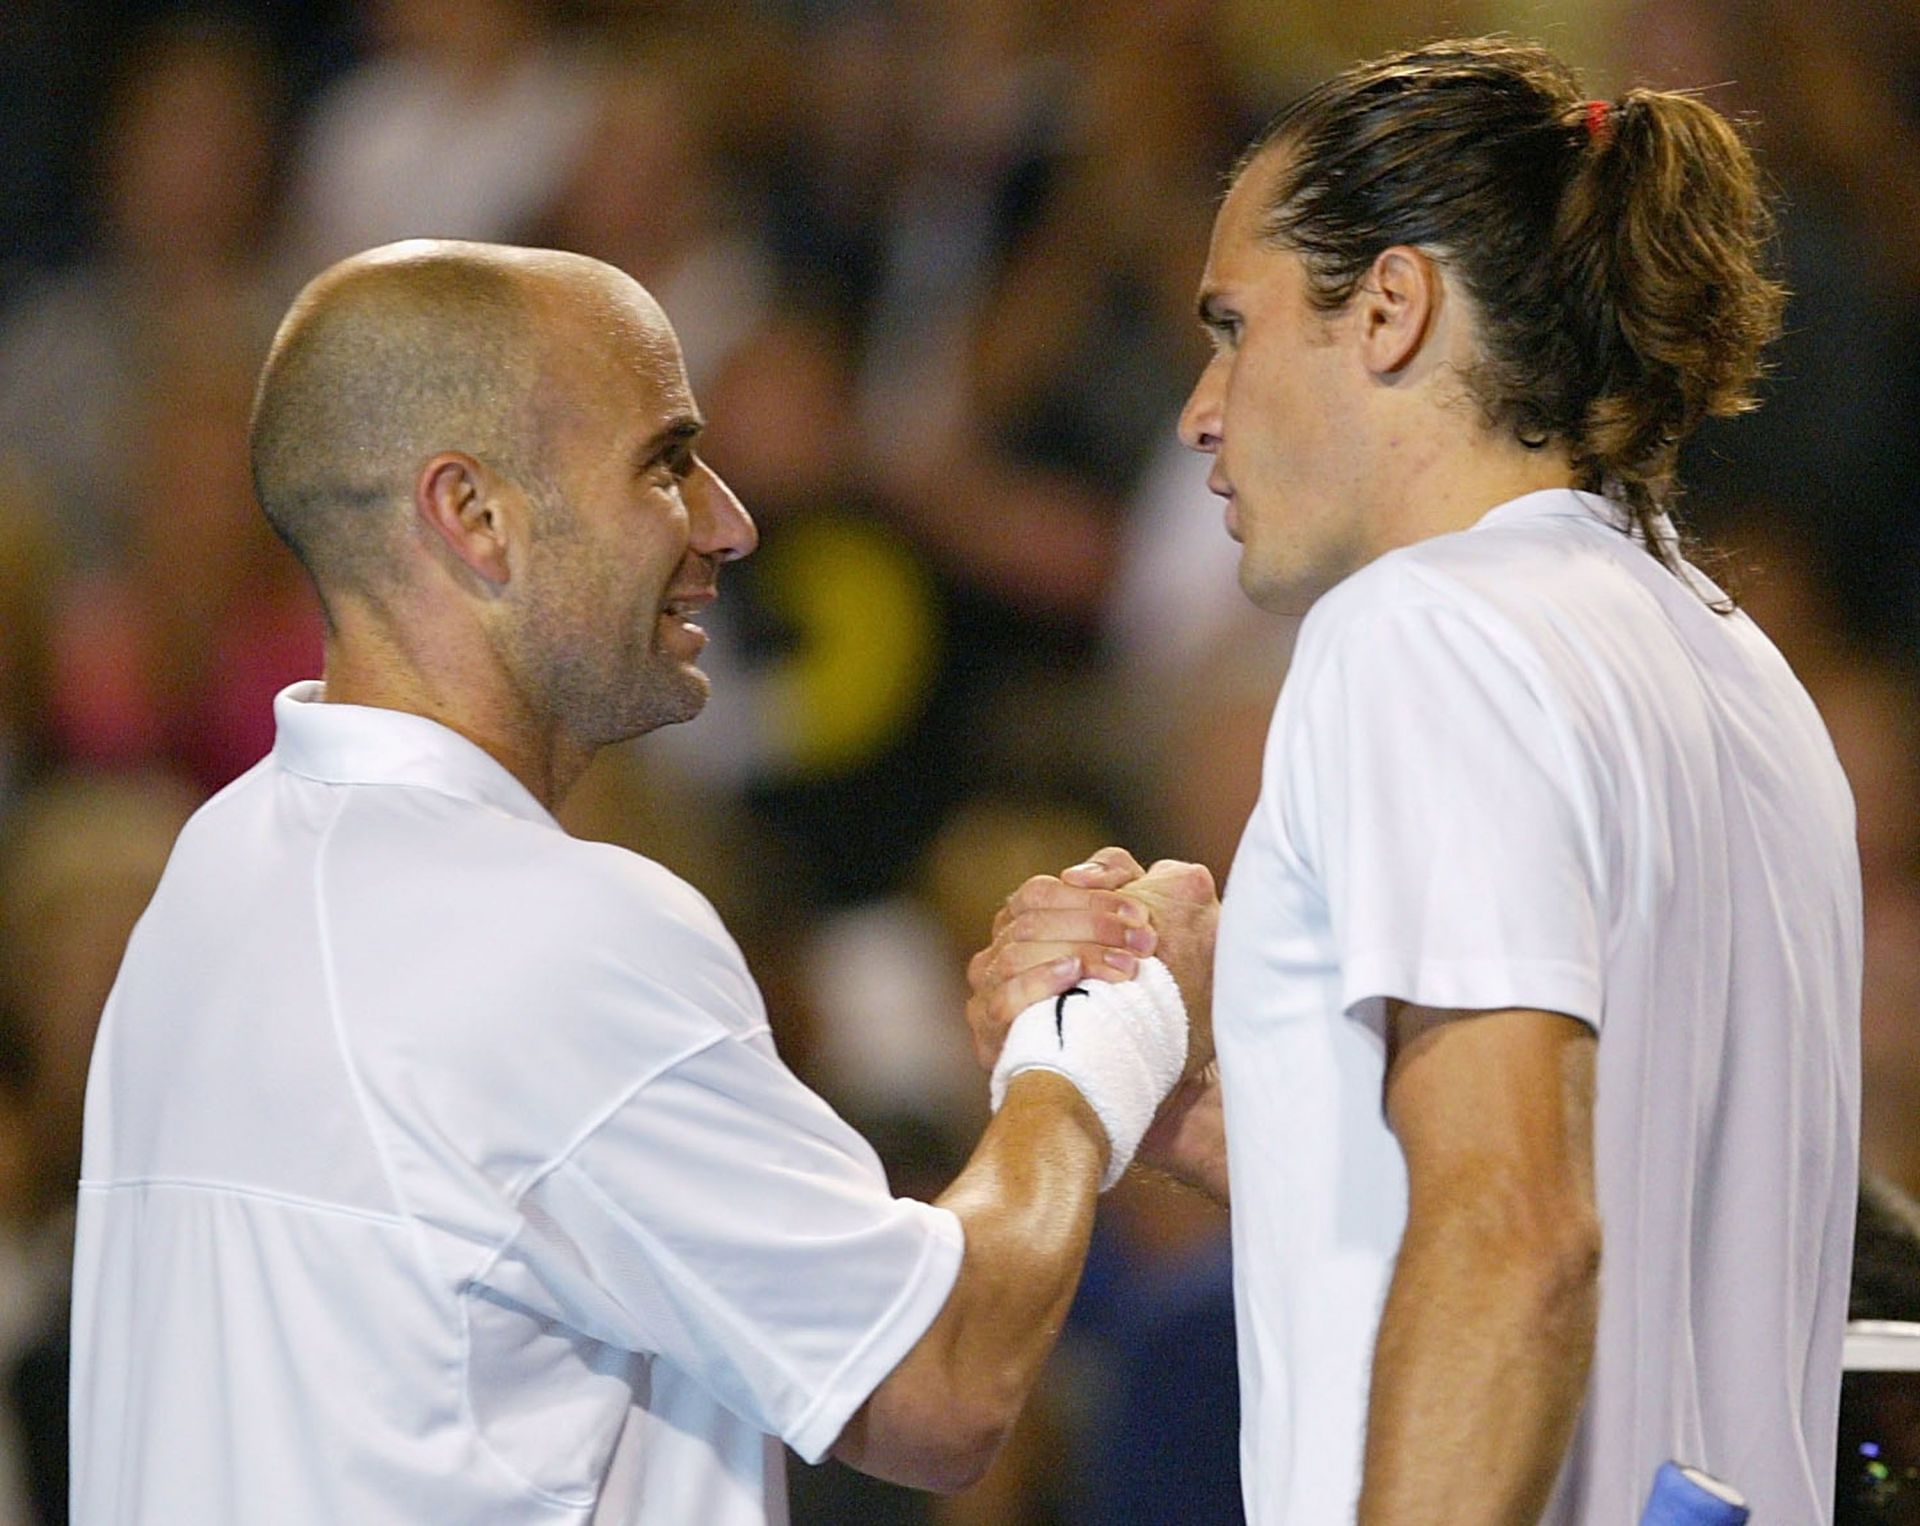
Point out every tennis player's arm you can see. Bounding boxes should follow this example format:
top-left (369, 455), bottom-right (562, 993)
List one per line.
top-left (831, 1070), bottom-right (1106, 1492)
top-left (1359, 1003), bottom-right (1600, 1525)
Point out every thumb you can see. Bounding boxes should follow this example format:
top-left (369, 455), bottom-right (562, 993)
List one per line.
top-left (1061, 845), bottom-right (1148, 890)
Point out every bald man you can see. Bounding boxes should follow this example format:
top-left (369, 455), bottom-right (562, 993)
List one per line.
top-left (68, 242), bottom-right (1206, 1524)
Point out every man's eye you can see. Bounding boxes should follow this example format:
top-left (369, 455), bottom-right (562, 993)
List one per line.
top-left (647, 446), bottom-right (692, 484)
top-left (1207, 322), bottom-right (1239, 353)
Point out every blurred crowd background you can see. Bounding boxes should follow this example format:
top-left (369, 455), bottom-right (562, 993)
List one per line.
top-left (1, 0), bottom-right (1917, 1521)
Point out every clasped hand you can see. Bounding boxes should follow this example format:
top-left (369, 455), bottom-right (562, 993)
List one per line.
top-left (965, 847), bottom-right (1224, 1186)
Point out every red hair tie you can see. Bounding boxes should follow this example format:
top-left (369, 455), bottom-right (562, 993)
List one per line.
top-left (1585, 99), bottom-right (1614, 147)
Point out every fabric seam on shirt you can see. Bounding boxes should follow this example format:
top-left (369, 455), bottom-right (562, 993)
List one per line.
top-left (497, 1023), bottom-right (767, 1209)
top-left (76, 1176), bottom-right (409, 1227)
top-left (453, 1025), bottom-right (772, 1473)
top-left (311, 792), bottom-right (583, 1511)
top-left (522, 1138), bottom-right (964, 1462)
top-left (458, 1023), bottom-right (759, 1302)
top-left (275, 767), bottom-right (558, 831)
top-left (783, 1199), bottom-right (966, 1463)
top-left (313, 792), bottom-right (435, 1260)
top-left (453, 1289), bottom-right (601, 1512)
top-left (540, 1148), bottom-right (825, 1430)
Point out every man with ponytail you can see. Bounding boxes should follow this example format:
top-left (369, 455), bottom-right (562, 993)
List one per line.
top-left (969, 37), bottom-right (1859, 1525)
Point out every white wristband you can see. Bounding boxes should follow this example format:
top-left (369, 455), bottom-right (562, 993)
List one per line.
top-left (988, 957), bottom-right (1189, 1190)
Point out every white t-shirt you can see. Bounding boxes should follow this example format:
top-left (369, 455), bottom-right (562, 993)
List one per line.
top-left (71, 684), bottom-right (964, 1524)
top-left (1214, 489), bottom-right (1861, 1524)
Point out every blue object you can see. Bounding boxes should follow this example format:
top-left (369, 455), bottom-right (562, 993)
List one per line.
top-left (1641, 1461), bottom-right (1751, 1524)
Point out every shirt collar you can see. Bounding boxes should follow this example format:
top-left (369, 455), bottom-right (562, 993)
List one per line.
top-left (1471, 487), bottom-right (1625, 532)
top-left (271, 681), bottom-right (560, 830)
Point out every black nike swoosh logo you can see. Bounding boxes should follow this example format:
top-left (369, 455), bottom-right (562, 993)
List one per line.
top-left (1054, 986), bottom-right (1090, 1046)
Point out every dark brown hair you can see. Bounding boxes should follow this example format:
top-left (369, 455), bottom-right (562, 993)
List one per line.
top-left (1247, 38), bottom-right (1785, 576)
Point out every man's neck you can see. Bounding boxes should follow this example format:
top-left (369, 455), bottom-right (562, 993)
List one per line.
top-left (320, 622), bottom-right (589, 811)
top-left (1366, 429), bottom-right (1579, 561)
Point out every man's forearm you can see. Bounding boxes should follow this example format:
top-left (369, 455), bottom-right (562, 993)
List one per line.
top-left (1357, 1202), bottom-right (1599, 1524)
top-left (1137, 1069), bottom-right (1230, 1204)
top-left (834, 1071), bottom-right (1106, 1491)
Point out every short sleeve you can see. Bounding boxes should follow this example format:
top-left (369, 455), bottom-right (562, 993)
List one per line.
top-left (1285, 600), bottom-right (1606, 1027)
top-left (495, 1027), bottom-right (964, 1464)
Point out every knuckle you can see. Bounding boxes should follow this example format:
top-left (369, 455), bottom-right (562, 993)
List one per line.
top-left (1015, 873), bottom-right (1059, 903)
top-left (1013, 909), bottom-right (1061, 943)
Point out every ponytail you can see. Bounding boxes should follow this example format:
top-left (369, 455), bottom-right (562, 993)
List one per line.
top-left (1555, 89), bottom-right (1786, 539)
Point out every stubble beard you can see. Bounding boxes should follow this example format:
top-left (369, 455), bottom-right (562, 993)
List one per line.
top-left (508, 550), bottom-right (710, 750)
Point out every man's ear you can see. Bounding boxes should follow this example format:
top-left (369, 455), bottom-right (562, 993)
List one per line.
top-left (415, 452), bottom-right (515, 586)
top-left (1356, 245), bottom-right (1440, 378)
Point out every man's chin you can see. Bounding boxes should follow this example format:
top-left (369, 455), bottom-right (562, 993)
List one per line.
top-left (1238, 560), bottom-right (1327, 620)
top-left (606, 666), bottom-right (711, 744)
top-left (651, 669), bottom-right (711, 731)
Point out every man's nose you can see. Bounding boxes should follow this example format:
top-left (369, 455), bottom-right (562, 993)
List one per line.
top-left (1178, 358), bottom-right (1225, 453)
top-left (687, 460), bottom-right (757, 562)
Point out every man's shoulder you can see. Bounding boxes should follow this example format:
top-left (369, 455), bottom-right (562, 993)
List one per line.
top-left (343, 789), bottom-right (738, 970)
top-left (1296, 548), bottom-right (1505, 677)
top-left (321, 789), bottom-right (768, 1108)
top-left (1301, 511), bottom-right (1628, 681)
top-left (1325, 513), bottom-right (1581, 617)
top-left (168, 761), bottom-right (754, 1010)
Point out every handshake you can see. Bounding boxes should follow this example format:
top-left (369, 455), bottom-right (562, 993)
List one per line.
top-left (963, 847), bottom-right (1227, 1197)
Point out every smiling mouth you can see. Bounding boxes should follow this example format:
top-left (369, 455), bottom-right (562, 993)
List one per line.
top-left (657, 590), bottom-right (715, 658)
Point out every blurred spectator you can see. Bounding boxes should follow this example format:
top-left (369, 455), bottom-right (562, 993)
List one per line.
top-left (46, 347), bottom-right (322, 794)
top-left (1063, 1177), bottom-right (1240, 1526)
top-left (0, 11), bottom-right (283, 565)
top-left (0, 769), bottom-right (197, 1525)
top-left (531, 59), bottom-right (773, 394)
top-left (857, 0), bottom-right (1069, 458)
top-left (1104, 439), bottom-right (1249, 696)
top-left (1636, 0), bottom-right (1920, 648)
top-left (861, 3), bottom-right (1246, 713)
top-left (1820, 663), bottom-right (1920, 1204)
top-left (0, 477), bottom-right (63, 814)
top-left (0, 0), bottom-right (95, 289)
top-left (959, 5), bottom-right (1230, 497)
top-left (757, 2), bottom-right (914, 323)
top-left (653, 311), bottom-right (966, 902)
top-left (279, 0), bottom-right (597, 278)
top-left (798, 791), bottom-right (1115, 1130)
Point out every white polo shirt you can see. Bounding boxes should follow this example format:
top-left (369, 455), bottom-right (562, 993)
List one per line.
top-left (71, 683), bottom-right (964, 1524)
top-left (1215, 490), bottom-right (1860, 1523)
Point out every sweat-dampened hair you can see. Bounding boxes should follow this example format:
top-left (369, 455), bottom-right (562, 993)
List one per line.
top-left (1245, 37), bottom-right (1786, 575)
